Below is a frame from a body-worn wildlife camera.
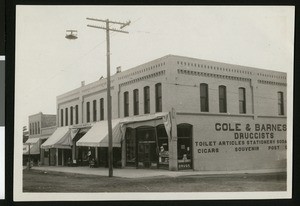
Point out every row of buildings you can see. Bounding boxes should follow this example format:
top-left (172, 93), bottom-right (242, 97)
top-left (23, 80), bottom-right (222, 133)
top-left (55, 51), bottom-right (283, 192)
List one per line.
top-left (23, 55), bottom-right (287, 172)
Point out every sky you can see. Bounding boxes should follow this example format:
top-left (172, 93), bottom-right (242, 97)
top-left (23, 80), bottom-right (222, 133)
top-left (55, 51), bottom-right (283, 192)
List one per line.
top-left (15, 6), bottom-right (294, 131)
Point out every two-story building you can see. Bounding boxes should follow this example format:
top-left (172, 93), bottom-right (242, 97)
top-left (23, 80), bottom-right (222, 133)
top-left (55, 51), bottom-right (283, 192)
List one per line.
top-left (24, 112), bottom-right (56, 165)
top-left (41, 55), bottom-right (287, 172)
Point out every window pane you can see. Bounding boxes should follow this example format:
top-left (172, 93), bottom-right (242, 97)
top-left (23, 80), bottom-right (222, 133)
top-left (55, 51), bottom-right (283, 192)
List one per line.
top-left (219, 86), bottom-right (227, 113)
top-left (75, 105), bottom-right (78, 124)
top-left (239, 88), bottom-right (245, 101)
top-left (278, 92), bottom-right (284, 115)
top-left (144, 86), bottom-right (150, 114)
top-left (124, 92), bottom-right (129, 117)
top-left (65, 108), bottom-right (68, 126)
top-left (133, 89), bottom-right (139, 115)
top-left (155, 83), bottom-right (162, 112)
top-left (200, 84), bottom-right (209, 112)
top-left (239, 88), bottom-right (246, 114)
top-left (93, 100), bottom-right (97, 121)
top-left (61, 109), bottom-right (64, 127)
top-left (86, 102), bottom-right (90, 123)
top-left (70, 106), bottom-right (73, 125)
top-left (100, 98), bottom-right (104, 120)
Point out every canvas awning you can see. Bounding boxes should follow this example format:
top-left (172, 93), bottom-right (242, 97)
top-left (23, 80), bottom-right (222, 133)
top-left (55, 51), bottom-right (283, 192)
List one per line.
top-left (23, 137), bottom-right (40, 155)
top-left (76, 113), bottom-right (171, 148)
top-left (120, 112), bottom-right (171, 138)
top-left (76, 119), bottom-right (122, 147)
top-left (24, 137), bottom-right (40, 145)
top-left (41, 126), bottom-right (73, 149)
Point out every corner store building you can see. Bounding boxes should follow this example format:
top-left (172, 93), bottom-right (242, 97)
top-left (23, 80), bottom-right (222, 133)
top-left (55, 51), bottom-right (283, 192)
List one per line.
top-left (42, 55), bottom-right (287, 171)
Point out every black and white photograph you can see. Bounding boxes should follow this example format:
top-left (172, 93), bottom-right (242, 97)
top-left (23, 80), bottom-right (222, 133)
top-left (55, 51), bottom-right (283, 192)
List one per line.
top-left (14, 6), bottom-right (294, 201)
top-left (0, 55), bottom-right (4, 200)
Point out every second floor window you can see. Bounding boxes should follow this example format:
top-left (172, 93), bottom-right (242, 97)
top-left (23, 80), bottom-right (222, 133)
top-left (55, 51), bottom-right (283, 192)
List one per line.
top-left (93, 100), bottom-right (97, 122)
top-left (144, 86), bottom-right (150, 114)
top-left (75, 105), bottom-right (79, 124)
top-left (219, 85), bottom-right (227, 113)
top-left (239, 87), bottom-right (246, 114)
top-left (100, 98), bottom-right (104, 120)
top-left (133, 89), bottom-right (139, 115)
top-left (86, 102), bottom-right (90, 123)
top-left (65, 108), bottom-right (68, 126)
top-left (124, 91), bottom-right (129, 117)
top-left (200, 83), bottom-right (209, 112)
top-left (60, 109), bottom-right (63, 127)
top-left (155, 83), bottom-right (162, 112)
top-left (70, 106), bottom-right (73, 125)
top-left (278, 92), bottom-right (284, 115)
top-left (38, 122), bottom-right (40, 134)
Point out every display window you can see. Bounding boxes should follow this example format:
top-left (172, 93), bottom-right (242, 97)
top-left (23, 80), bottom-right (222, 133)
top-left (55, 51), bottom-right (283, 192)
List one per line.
top-left (177, 124), bottom-right (193, 170)
top-left (125, 128), bottom-right (136, 166)
top-left (157, 124), bottom-right (169, 168)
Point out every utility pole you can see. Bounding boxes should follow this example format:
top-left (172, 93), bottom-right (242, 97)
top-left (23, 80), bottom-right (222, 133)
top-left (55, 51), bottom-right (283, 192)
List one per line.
top-left (87, 18), bottom-right (130, 177)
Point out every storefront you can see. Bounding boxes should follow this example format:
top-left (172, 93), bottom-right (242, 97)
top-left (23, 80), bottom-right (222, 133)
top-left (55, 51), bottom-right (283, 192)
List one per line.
top-left (23, 137), bottom-right (41, 166)
top-left (41, 126), bottom-right (74, 166)
top-left (124, 125), bottom-right (170, 169)
top-left (76, 119), bottom-right (123, 167)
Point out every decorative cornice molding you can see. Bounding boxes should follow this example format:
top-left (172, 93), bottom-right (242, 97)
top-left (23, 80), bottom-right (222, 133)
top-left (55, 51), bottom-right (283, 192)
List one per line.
top-left (177, 69), bottom-right (251, 82)
top-left (257, 79), bottom-right (287, 86)
top-left (120, 70), bottom-right (166, 87)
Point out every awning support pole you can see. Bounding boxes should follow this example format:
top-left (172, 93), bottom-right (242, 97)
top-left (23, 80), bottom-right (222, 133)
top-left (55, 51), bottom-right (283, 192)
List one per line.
top-left (56, 148), bottom-right (59, 166)
top-left (62, 149), bottom-right (65, 166)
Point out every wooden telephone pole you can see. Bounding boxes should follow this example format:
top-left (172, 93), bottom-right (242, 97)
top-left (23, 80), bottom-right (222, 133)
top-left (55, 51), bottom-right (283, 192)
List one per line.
top-left (86, 18), bottom-right (130, 177)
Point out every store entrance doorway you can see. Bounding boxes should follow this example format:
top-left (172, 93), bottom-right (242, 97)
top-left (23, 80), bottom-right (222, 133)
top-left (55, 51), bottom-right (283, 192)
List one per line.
top-left (136, 127), bottom-right (157, 169)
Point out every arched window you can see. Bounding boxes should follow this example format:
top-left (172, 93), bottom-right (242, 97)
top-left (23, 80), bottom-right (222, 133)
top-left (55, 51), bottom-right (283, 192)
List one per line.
top-left (100, 98), bottom-right (104, 120)
top-left (124, 92), bottom-right (129, 117)
top-left (86, 102), bottom-right (90, 123)
top-left (93, 100), bottom-right (97, 121)
top-left (75, 105), bottom-right (79, 124)
top-left (144, 86), bottom-right (150, 114)
top-left (200, 83), bottom-right (209, 112)
top-left (65, 108), bottom-right (68, 126)
top-left (60, 109), bottom-right (64, 127)
top-left (278, 92), bottom-right (284, 115)
top-left (70, 106), bottom-right (73, 125)
top-left (219, 85), bottom-right (227, 113)
top-left (133, 89), bottom-right (139, 115)
top-left (239, 87), bottom-right (246, 114)
top-left (155, 83), bottom-right (162, 112)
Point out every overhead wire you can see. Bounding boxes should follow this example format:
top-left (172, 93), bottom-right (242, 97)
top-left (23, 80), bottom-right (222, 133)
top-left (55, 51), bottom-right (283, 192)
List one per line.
top-left (27, 17), bottom-right (143, 94)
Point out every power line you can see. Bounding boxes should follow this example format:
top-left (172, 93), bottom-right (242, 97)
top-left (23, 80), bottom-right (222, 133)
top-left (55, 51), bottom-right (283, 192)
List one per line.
top-left (27, 17), bottom-right (142, 95)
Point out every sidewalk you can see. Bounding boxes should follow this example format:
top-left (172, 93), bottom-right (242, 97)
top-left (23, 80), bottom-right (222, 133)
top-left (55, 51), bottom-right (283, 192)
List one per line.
top-left (30, 165), bottom-right (286, 178)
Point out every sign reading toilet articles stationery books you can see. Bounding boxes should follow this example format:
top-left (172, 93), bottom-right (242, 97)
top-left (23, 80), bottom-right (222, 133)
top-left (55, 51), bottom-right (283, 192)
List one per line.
top-left (195, 123), bottom-right (287, 154)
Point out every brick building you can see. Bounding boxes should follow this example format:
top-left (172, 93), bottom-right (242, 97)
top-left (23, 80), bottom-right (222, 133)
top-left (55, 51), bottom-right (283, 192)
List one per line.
top-left (41, 55), bottom-right (287, 172)
top-left (24, 112), bottom-right (56, 165)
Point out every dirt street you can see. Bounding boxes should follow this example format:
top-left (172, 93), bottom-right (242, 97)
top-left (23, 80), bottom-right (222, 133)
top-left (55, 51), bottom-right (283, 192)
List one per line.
top-left (23, 169), bottom-right (286, 192)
